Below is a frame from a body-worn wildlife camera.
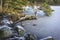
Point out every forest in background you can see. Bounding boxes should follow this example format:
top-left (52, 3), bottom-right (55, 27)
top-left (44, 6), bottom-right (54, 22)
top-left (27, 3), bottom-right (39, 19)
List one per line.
top-left (0, 0), bottom-right (58, 22)
top-left (29, 0), bottom-right (60, 5)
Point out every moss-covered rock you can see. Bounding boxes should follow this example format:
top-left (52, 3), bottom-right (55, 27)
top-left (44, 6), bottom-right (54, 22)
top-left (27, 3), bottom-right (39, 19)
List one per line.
top-left (0, 25), bottom-right (13, 38)
top-left (24, 33), bottom-right (37, 40)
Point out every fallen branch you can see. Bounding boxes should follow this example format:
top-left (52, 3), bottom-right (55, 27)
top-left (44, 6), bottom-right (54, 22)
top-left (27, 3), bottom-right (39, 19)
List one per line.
top-left (14, 15), bottom-right (37, 24)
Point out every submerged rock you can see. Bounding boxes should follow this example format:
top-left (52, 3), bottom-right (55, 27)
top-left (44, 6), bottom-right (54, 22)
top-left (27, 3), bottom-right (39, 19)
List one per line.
top-left (40, 36), bottom-right (54, 40)
top-left (0, 25), bottom-right (13, 38)
top-left (24, 33), bottom-right (37, 40)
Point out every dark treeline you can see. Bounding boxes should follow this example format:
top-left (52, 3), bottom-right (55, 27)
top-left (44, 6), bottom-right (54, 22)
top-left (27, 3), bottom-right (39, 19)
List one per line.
top-left (29, 0), bottom-right (60, 5)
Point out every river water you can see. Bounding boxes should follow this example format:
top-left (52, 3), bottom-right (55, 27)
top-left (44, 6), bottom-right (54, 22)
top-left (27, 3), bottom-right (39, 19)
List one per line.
top-left (21, 6), bottom-right (60, 40)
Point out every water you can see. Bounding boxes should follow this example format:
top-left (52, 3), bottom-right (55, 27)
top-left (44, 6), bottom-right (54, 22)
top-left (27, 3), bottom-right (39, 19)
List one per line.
top-left (22, 6), bottom-right (60, 40)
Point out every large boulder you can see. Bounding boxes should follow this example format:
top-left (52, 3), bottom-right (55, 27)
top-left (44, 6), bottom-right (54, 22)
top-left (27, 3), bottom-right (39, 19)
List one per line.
top-left (15, 25), bottom-right (25, 36)
top-left (0, 25), bottom-right (13, 38)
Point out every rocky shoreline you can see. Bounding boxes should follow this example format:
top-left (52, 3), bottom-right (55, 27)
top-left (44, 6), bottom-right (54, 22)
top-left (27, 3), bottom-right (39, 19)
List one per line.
top-left (0, 15), bottom-right (37, 40)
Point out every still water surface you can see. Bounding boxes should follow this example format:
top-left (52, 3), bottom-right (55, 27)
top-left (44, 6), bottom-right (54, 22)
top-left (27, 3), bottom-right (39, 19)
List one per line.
top-left (22, 6), bottom-right (60, 40)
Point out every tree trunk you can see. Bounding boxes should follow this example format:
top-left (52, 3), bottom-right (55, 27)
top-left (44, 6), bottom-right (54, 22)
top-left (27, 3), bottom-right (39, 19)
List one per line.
top-left (0, 0), bottom-right (2, 13)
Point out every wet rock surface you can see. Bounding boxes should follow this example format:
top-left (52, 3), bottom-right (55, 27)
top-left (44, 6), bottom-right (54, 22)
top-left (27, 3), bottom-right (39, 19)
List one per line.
top-left (39, 36), bottom-right (54, 40)
top-left (0, 17), bottom-right (37, 40)
top-left (24, 33), bottom-right (37, 40)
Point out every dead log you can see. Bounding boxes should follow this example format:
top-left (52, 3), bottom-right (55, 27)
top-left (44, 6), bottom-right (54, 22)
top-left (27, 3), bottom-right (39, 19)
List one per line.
top-left (14, 15), bottom-right (37, 24)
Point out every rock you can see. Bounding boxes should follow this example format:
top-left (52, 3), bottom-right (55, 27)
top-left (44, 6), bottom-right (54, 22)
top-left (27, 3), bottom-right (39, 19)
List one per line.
top-left (8, 36), bottom-right (25, 40)
top-left (1, 18), bottom-right (13, 25)
top-left (40, 36), bottom-right (54, 40)
top-left (0, 25), bottom-right (13, 38)
top-left (19, 37), bottom-right (25, 40)
top-left (24, 33), bottom-right (37, 40)
top-left (8, 38), bottom-right (15, 40)
top-left (15, 25), bottom-right (25, 36)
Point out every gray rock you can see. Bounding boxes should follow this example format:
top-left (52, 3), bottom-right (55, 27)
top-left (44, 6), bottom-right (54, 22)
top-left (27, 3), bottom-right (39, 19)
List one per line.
top-left (8, 36), bottom-right (25, 40)
top-left (1, 18), bottom-right (13, 25)
top-left (19, 37), bottom-right (25, 40)
top-left (24, 33), bottom-right (37, 40)
top-left (40, 36), bottom-right (54, 40)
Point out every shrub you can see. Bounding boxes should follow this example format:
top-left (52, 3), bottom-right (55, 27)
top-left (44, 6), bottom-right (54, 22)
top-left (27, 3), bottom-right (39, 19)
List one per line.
top-left (41, 3), bottom-right (53, 16)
